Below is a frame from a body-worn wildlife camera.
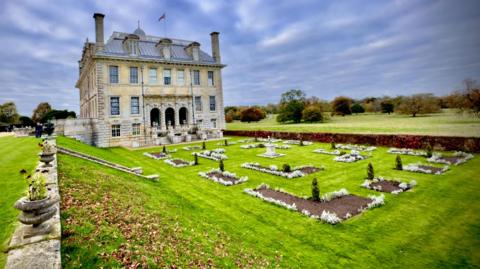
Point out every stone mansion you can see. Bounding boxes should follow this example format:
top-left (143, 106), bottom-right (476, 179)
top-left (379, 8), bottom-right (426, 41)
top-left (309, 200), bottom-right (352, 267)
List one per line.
top-left (55, 13), bottom-right (225, 147)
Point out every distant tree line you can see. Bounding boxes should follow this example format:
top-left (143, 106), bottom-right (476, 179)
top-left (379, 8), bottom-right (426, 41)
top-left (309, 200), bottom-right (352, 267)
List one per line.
top-left (0, 101), bottom-right (76, 130)
top-left (224, 78), bottom-right (480, 123)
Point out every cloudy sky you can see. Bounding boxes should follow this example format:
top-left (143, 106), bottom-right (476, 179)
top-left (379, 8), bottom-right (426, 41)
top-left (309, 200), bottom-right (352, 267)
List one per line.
top-left (0, 0), bottom-right (479, 115)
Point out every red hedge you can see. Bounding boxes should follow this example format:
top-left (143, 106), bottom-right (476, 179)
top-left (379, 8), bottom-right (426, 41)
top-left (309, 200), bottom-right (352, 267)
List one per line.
top-left (223, 130), bottom-right (480, 152)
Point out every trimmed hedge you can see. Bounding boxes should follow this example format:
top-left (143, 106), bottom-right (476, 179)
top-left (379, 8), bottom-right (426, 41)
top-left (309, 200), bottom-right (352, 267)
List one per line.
top-left (223, 130), bottom-right (480, 153)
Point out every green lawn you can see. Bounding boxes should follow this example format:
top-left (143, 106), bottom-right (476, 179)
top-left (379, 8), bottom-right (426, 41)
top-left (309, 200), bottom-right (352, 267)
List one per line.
top-left (0, 136), bottom-right (41, 268)
top-left (57, 136), bottom-right (480, 268)
top-left (227, 110), bottom-right (480, 137)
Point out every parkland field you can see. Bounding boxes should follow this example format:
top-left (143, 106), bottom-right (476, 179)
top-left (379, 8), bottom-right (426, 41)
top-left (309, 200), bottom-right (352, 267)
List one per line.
top-left (227, 110), bottom-right (480, 137)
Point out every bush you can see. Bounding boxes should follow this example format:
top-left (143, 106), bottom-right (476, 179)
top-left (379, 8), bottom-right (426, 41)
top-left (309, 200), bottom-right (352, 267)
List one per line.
top-left (224, 139), bottom-right (228, 146)
top-left (339, 151), bottom-right (347, 155)
top-left (240, 107), bottom-right (265, 122)
top-left (351, 103), bottom-right (365, 114)
top-left (258, 143), bottom-right (265, 148)
top-left (332, 96), bottom-right (353, 116)
top-left (299, 139), bottom-right (304, 146)
top-left (302, 106), bottom-right (323, 122)
top-left (395, 155), bottom-right (403, 170)
top-left (225, 113), bottom-right (234, 123)
top-left (202, 141), bottom-right (206, 150)
top-left (425, 143), bottom-right (433, 158)
top-left (219, 159), bottom-right (224, 172)
top-left (194, 153), bottom-right (199, 165)
top-left (312, 178), bottom-right (320, 202)
top-left (162, 145), bottom-right (167, 153)
top-left (283, 164), bottom-right (291, 173)
top-left (331, 141), bottom-right (336, 149)
top-left (367, 162), bottom-right (374, 179)
top-left (381, 100), bottom-right (394, 114)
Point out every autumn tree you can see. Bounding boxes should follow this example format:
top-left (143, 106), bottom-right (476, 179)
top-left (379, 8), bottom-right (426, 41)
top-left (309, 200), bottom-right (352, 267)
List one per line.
top-left (0, 102), bottom-right (19, 124)
top-left (395, 94), bottom-right (440, 117)
top-left (331, 96), bottom-right (352, 116)
top-left (32, 102), bottom-right (52, 123)
top-left (302, 106), bottom-right (323, 122)
top-left (239, 107), bottom-right (265, 122)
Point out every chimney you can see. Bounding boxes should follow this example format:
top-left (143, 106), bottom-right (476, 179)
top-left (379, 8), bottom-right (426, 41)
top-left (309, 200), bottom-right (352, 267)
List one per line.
top-left (186, 42), bottom-right (201, 61)
top-left (93, 13), bottom-right (105, 51)
top-left (210, 32), bottom-right (221, 64)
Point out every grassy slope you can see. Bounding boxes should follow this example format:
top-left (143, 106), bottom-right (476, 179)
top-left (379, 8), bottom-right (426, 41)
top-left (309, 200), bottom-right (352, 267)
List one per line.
top-left (227, 111), bottom-right (480, 137)
top-left (0, 136), bottom-right (40, 267)
top-left (58, 136), bottom-right (480, 268)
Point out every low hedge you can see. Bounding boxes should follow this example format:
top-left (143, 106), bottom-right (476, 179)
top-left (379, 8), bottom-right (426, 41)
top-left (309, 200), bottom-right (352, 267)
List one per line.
top-left (223, 130), bottom-right (480, 153)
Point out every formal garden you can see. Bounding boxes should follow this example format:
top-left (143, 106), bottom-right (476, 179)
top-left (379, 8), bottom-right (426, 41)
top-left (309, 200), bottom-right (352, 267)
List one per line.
top-left (2, 134), bottom-right (480, 268)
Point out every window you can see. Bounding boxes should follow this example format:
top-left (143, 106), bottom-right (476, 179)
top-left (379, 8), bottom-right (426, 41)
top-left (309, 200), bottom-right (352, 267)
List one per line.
top-left (109, 66), bottom-right (119, 84)
top-left (163, 69), bottom-right (171, 85)
top-left (131, 97), bottom-right (140, 115)
top-left (208, 71), bottom-right (214, 86)
top-left (195, 96), bottom-right (202, 111)
top-left (149, 68), bottom-right (157, 84)
top-left (111, 124), bottom-right (121, 137)
top-left (130, 67), bottom-right (138, 84)
top-left (197, 119), bottom-right (203, 126)
top-left (110, 97), bottom-right (120, 116)
top-left (211, 118), bottom-right (217, 128)
top-left (193, 70), bottom-right (200, 85)
top-left (209, 96), bottom-right (216, 111)
top-left (177, 70), bottom-right (185, 86)
top-left (132, 123), bottom-right (141, 135)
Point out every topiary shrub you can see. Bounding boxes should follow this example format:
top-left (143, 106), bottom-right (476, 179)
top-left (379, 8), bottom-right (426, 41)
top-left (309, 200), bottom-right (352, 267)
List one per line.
top-left (194, 153), bottom-right (198, 165)
top-left (395, 155), bottom-right (403, 170)
top-left (300, 139), bottom-right (304, 146)
top-left (331, 141), bottom-right (336, 149)
top-left (339, 151), bottom-right (346, 156)
top-left (162, 145), bottom-right (167, 153)
top-left (367, 162), bottom-right (374, 179)
top-left (312, 178), bottom-right (320, 202)
top-left (224, 139), bottom-right (228, 146)
top-left (425, 143), bottom-right (433, 158)
top-left (258, 143), bottom-right (265, 148)
top-left (202, 141), bottom-right (206, 150)
top-left (283, 164), bottom-right (291, 173)
top-left (219, 159), bottom-right (224, 172)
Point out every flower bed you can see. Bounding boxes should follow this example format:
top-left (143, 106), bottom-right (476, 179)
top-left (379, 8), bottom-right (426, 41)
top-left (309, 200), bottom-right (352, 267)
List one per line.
top-left (313, 148), bottom-right (341, 155)
top-left (183, 146), bottom-right (202, 151)
top-left (361, 177), bottom-right (417, 194)
top-left (198, 168), bottom-right (248, 186)
top-left (143, 152), bottom-right (170, 160)
top-left (403, 163), bottom-right (449, 175)
top-left (387, 147), bottom-right (427, 156)
top-left (333, 150), bottom-right (367, 162)
top-left (193, 149), bottom-right (227, 161)
top-left (283, 140), bottom-right (313, 145)
top-left (241, 162), bottom-right (322, 179)
top-left (335, 144), bottom-right (376, 152)
top-left (427, 151), bottom-right (474, 165)
top-left (244, 184), bottom-right (384, 224)
top-left (164, 158), bottom-right (195, 168)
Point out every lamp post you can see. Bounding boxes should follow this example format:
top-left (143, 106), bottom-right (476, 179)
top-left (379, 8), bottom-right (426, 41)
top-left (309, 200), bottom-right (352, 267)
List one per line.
top-left (190, 69), bottom-right (196, 125)
top-left (141, 65), bottom-right (147, 145)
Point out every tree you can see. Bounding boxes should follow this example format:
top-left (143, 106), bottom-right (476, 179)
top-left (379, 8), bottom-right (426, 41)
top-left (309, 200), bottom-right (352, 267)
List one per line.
top-left (395, 155), bottom-right (403, 170)
top-left (367, 162), bottom-right (374, 179)
top-left (395, 94), bottom-right (440, 117)
top-left (362, 98), bottom-right (381, 113)
top-left (351, 103), bottom-right (365, 114)
top-left (277, 89), bottom-right (306, 123)
top-left (239, 107), bottom-right (265, 122)
top-left (40, 110), bottom-right (76, 122)
top-left (380, 99), bottom-right (394, 114)
top-left (32, 102), bottom-right (52, 123)
top-left (225, 113), bottom-right (234, 123)
top-left (312, 178), bottom-right (320, 202)
top-left (0, 102), bottom-right (19, 124)
top-left (302, 106), bottom-right (323, 122)
top-left (331, 96), bottom-right (352, 116)
top-left (19, 116), bottom-right (34, 127)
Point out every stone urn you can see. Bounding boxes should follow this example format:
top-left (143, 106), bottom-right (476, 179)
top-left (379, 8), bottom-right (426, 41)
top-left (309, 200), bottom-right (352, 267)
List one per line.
top-left (14, 195), bottom-right (59, 237)
top-left (39, 152), bottom-right (55, 167)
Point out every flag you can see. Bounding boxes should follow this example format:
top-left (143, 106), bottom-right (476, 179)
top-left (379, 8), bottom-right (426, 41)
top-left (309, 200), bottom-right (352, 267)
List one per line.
top-left (158, 13), bottom-right (166, 21)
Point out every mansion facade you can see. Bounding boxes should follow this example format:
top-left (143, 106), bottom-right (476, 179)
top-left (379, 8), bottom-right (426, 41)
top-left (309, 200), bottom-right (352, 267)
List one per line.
top-left (58, 13), bottom-right (225, 147)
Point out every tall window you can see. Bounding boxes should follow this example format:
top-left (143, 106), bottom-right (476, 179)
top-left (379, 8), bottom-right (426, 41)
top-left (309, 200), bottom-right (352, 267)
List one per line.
top-left (177, 70), bottom-right (185, 86)
top-left (111, 124), bottom-right (121, 137)
top-left (130, 67), bottom-right (138, 84)
top-left (193, 70), bottom-right (200, 85)
top-left (211, 118), bottom-right (217, 128)
top-left (208, 71), bottom-right (214, 86)
top-left (132, 123), bottom-right (141, 135)
top-left (109, 66), bottom-right (119, 84)
top-left (131, 97), bottom-right (140, 115)
top-left (110, 97), bottom-right (120, 116)
top-left (149, 68), bottom-right (157, 84)
top-left (209, 96), bottom-right (216, 111)
top-left (195, 96), bottom-right (202, 111)
top-left (163, 69), bottom-right (171, 85)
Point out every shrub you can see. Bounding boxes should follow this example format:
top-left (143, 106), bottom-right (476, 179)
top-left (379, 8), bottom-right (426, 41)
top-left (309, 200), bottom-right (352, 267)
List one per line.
top-left (367, 162), bottom-right (374, 179)
top-left (258, 143), bottom-right (265, 148)
top-left (331, 141), bottom-right (336, 149)
top-left (240, 107), bottom-right (266, 122)
top-left (224, 139), bottom-right (228, 146)
top-left (299, 139), bottom-right (304, 146)
top-left (312, 178), bottom-right (320, 202)
top-left (225, 113), bottom-right (234, 123)
top-left (302, 106), bottom-right (323, 122)
top-left (162, 145), bottom-right (167, 153)
top-left (339, 151), bottom-right (346, 156)
top-left (426, 143), bottom-right (433, 158)
top-left (219, 159), bottom-right (224, 172)
top-left (351, 103), bottom-right (365, 114)
top-left (202, 141), bottom-right (206, 150)
top-left (283, 164), bottom-right (291, 173)
top-left (332, 96), bottom-right (352, 116)
top-left (194, 153), bottom-right (199, 165)
top-left (20, 170), bottom-right (47, 201)
top-left (395, 155), bottom-right (403, 170)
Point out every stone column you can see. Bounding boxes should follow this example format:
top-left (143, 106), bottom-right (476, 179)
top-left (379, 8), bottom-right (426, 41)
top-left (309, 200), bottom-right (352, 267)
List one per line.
top-left (160, 105), bottom-right (165, 130)
top-left (174, 105), bottom-right (180, 129)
